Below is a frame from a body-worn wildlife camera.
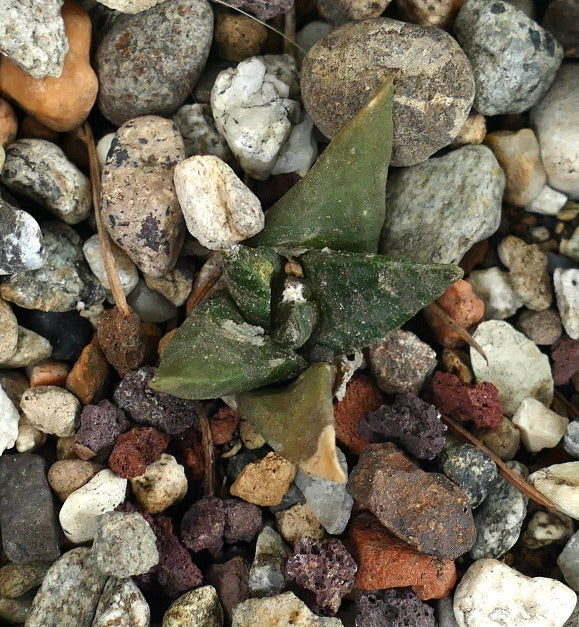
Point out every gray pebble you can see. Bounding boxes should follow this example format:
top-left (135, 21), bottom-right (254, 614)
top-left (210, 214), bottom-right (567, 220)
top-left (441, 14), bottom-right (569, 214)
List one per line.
top-left (0, 139), bottom-right (91, 225)
top-left (249, 526), bottom-right (290, 598)
top-left (558, 531), bottom-right (579, 591)
top-left (126, 279), bottom-right (178, 323)
top-left (516, 308), bottom-right (563, 345)
top-left (0, 299), bottom-right (18, 363)
top-left (0, 326), bottom-right (52, 369)
top-left (143, 263), bottom-right (193, 306)
top-left (454, 0), bottom-right (564, 115)
top-left (101, 116), bottom-right (186, 278)
top-left (96, 0), bottom-right (213, 125)
top-left (564, 420), bottom-right (579, 458)
top-left (381, 145), bottom-right (504, 264)
top-left (542, 0), bottom-right (579, 58)
top-left (0, 199), bottom-right (44, 275)
top-left (0, 222), bottom-right (104, 312)
top-left (173, 103), bottom-right (232, 161)
top-left (268, 483), bottom-right (306, 514)
top-left (92, 578), bottom-right (150, 627)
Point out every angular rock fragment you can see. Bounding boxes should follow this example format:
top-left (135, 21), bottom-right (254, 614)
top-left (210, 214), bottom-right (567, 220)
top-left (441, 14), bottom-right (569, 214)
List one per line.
top-left (0, 200), bottom-right (44, 275)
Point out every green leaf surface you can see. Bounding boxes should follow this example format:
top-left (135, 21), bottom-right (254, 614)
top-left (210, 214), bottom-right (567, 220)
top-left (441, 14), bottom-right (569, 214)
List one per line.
top-left (248, 78), bottom-right (394, 253)
top-left (149, 292), bottom-right (306, 400)
top-left (300, 248), bottom-right (463, 354)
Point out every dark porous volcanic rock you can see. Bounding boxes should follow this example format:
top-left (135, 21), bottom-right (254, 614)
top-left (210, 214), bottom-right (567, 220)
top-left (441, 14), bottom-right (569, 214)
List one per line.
top-left (96, 0), bottom-right (213, 125)
top-left (75, 400), bottom-right (130, 459)
top-left (355, 588), bottom-right (436, 627)
top-left (181, 496), bottom-right (226, 554)
top-left (301, 17), bottom-right (475, 166)
top-left (223, 498), bottom-right (262, 543)
top-left (206, 555), bottom-right (250, 623)
top-left (551, 335), bottom-right (579, 386)
top-left (347, 443), bottom-right (476, 559)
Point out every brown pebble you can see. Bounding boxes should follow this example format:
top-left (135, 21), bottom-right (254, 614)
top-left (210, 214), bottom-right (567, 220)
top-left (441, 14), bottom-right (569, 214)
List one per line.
top-left (56, 436), bottom-right (78, 460)
top-left (472, 416), bottom-right (521, 461)
top-left (0, 97), bottom-right (17, 147)
top-left (27, 360), bottom-right (70, 388)
top-left (214, 13), bottom-right (268, 62)
top-left (206, 555), bottom-right (250, 624)
top-left (177, 426), bottom-right (205, 482)
top-left (20, 116), bottom-right (60, 141)
top-left (108, 427), bottom-right (170, 479)
top-left (66, 340), bottom-right (110, 405)
top-left (158, 329), bottom-right (177, 358)
top-left (97, 306), bottom-right (145, 377)
top-left (209, 406), bottom-right (240, 446)
top-left (47, 459), bottom-right (103, 501)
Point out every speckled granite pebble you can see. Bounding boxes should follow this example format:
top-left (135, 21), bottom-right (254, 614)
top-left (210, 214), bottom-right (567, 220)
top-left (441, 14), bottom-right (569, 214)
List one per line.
top-left (249, 526), bottom-right (289, 598)
top-left (0, 199), bottom-right (44, 275)
top-left (163, 585), bottom-right (224, 627)
top-left (173, 103), bottom-right (232, 161)
top-left (0, 561), bottom-right (51, 599)
top-left (92, 577), bottom-right (151, 627)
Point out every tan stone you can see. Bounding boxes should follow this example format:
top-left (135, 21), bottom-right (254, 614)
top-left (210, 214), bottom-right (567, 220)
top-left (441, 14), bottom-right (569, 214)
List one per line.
top-left (0, 1), bottom-right (98, 132)
top-left (453, 111), bottom-right (486, 146)
top-left (0, 97), bottom-right (17, 147)
top-left (214, 13), bottom-right (268, 62)
top-left (396, 0), bottom-right (465, 27)
top-left (27, 360), bottom-right (70, 388)
top-left (472, 416), bottom-right (521, 461)
top-left (0, 299), bottom-right (18, 363)
top-left (47, 459), bottom-right (103, 501)
top-left (130, 454), bottom-right (188, 514)
top-left (275, 503), bottom-right (325, 544)
top-left (66, 340), bottom-right (110, 405)
top-left (230, 452), bottom-right (296, 506)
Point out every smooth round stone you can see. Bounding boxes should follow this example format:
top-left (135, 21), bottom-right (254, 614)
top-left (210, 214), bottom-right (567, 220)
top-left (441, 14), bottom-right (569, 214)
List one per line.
top-left (554, 268), bottom-right (579, 339)
top-left (558, 531), bottom-right (579, 591)
top-left (564, 420), bottom-right (579, 458)
top-left (130, 453), bottom-right (188, 514)
top-left (512, 397), bottom-right (568, 453)
top-left (527, 184), bottom-right (568, 215)
top-left (0, 383), bottom-right (19, 455)
top-left (296, 20), bottom-right (332, 64)
top-left (0, 199), bottom-right (44, 275)
top-left (381, 145), bottom-right (504, 264)
top-left (47, 459), bottom-right (103, 501)
top-left (143, 263), bottom-right (193, 307)
top-left (516, 308), bottom-right (563, 345)
top-left (92, 578), bottom-right (150, 627)
top-left (301, 17), bottom-right (475, 166)
top-left (454, 0), bottom-right (563, 115)
top-left (162, 586), bottom-right (224, 627)
top-left (531, 64), bottom-right (579, 199)
top-left (0, 561), bottom-right (51, 599)
top-left (126, 280), bottom-right (177, 323)
top-left (0, 139), bottom-right (91, 225)
top-left (96, 0), bottom-right (213, 125)
top-left (467, 267), bottom-right (523, 320)
top-left (20, 385), bottom-right (81, 437)
top-left (471, 320), bottom-right (553, 416)
top-left (528, 462), bottom-right (579, 520)
top-left (453, 558), bottom-right (577, 627)
top-left (0, 299), bottom-right (18, 362)
top-left (214, 13), bottom-right (268, 62)
top-left (0, 326), bottom-right (52, 369)
top-left (0, 590), bottom-right (38, 624)
top-left (83, 234), bottom-right (139, 295)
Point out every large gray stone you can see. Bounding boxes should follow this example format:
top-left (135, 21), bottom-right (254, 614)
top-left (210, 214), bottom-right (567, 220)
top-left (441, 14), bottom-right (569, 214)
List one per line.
top-left (0, 199), bottom-right (44, 275)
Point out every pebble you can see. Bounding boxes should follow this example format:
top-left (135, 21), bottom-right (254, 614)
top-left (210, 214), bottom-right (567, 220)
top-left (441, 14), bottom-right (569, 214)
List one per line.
top-left (126, 279), bottom-right (178, 323)
top-left (1, 139), bottom-right (91, 225)
top-left (0, 453), bottom-right (60, 563)
top-left (347, 443), bottom-right (476, 559)
top-left (25, 548), bottom-right (108, 627)
top-left (554, 268), bottom-right (579, 339)
top-left (439, 444), bottom-right (497, 508)
top-left (0, 221), bottom-right (105, 312)
top-left (454, 0), bottom-right (563, 115)
top-left (381, 145), bottom-right (504, 263)
top-left (174, 156), bottom-right (264, 250)
top-left (551, 334), bottom-right (579, 386)
top-left (531, 64), bottom-right (579, 199)
top-left (0, 2), bottom-right (99, 132)
top-left (469, 461), bottom-right (529, 559)
top-left (207, 556), bottom-right (250, 622)
top-left (0, 0), bottom-right (67, 78)
top-left (92, 577), bottom-right (151, 627)
top-left (296, 21), bottom-right (332, 64)
top-left (58, 469), bottom-right (128, 543)
top-left (471, 320), bottom-right (554, 415)
top-left (15, 416), bottom-right (47, 453)
top-left (558, 531), bottom-right (579, 591)
top-left (0, 326), bottom-right (52, 369)
top-left (173, 103), bottom-right (232, 162)
top-left (517, 308), bottom-right (563, 345)
top-left (528, 462), bottom-right (579, 519)
top-left (0, 199), bottom-right (44, 275)
top-left (0, 382), bottom-right (19, 455)
top-left (271, 113), bottom-right (317, 177)
top-left (97, 0), bottom-right (166, 11)
top-left (452, 112), bottom-right (487, 146)
top-left (441, 348), bottom-right (473, 384)
top-left (0, 590), bottom-right (36, 624)
top-left (522, 510), bottom-right (574, 549)
top-left (526, 184), bottom-right (568, 215)
top-left (0, 98), bottom-right (17, 146)
top-left (484, 129), bottom-right (547, 206)
top-left (163, 586), bottom-right (224, 627)
top-left (453, 558), bottom-right (577, 627)
top-left (100, 116), bottom-right (186, 278)
top-left (362, 589), bottom-right (436, 627)
top-left (275, 502), bottom-right (325, 544)
top-left (144, 263), bottom-right (194, 306)
top-left (249, 526), bottom-right (289, 598)
top-left (96, 0), bottom-right (213, 125)
top-left (214, 13), bottom-right (268, 62)
top-left (564, 421), bottom-right (579, 458)
top-left (74, 400), bottom-right (129, 459)
top-left (543, 0), bottom-right (579, 58)
top-left (108, 427), bottom-right (170, 479)
top-left (83, 234), bottom-right (139, 295)
top-left (294, 448), bottom-right (353, 535)
top-left (301, 18), bottom-right (474, 167)
top-left (368, 329), bottom-right (437, 394)
top-left (20, 385), bottom-right (80, 437)
top-left (230, 452), bottom-right (296, 507)
top-left (396, 0), bottom-right (463, 27)
top-left (47, 459), bottom-right (103, 501)
top-left (93, 511), bottom-right (159, 577)
top-left (318, 0), bottom-right (391, 21)
top-left (130, 453), bottom-right (188, 514)
top-left (467, 267), bottom-right (523, 319)
top-left (232, 591), bottom-right (342, 627)
top-left (211, 55), bottom-right (300, 179)
top-left (0, 561), bottom-right (51, 599)
top-left (512, 397), bottom-right (569, 453)
top-left (27, 359), bottom-right (70, 387)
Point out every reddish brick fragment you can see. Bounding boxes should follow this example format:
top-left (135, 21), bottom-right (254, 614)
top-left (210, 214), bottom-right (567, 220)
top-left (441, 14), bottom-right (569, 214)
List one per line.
top-left (66, 340), bottom-right (110, 405)
top-left (108, 427), bottom-right (170, 478)
top-left (552, 335), bottom-right (579, 386)
top-left (97, 307), bottom-right (145, 377)
top-left (210, 406), bottom-right (240, 445)
top-left (28, 360), bottom-right (70, 388)
top-left (431, 370), bottom-right (502, 429)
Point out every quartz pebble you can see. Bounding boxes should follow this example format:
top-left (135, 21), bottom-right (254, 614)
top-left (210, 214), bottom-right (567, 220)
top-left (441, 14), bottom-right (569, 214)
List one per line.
top-left (517, 308), bottom-right (563, 345)
top-left (58, 469), bottom-right (128, 543)
top-left (163, 586), bottom-right (223, 627)
top-left (174, 155), bottom-right (264, 249)
top-left (174, 103), bottom-right (232, 162)
top-left (0, 383), bottom-right (19, 454)
top-left (47, 459), bottom-right (103, 501)
top-left (271, 114), bottom-right (317, 177)
top-left (1, 139), bottom-right (91, 225)
top-left (92, 577), bottom-right (151, 627)
top-left (454, 0), bottom-right (563, 115)
top-left (249, 526), bottom-right (289, 598)
top-left (453, 558), bottom-right (577, 627)
top-left (20, 385), bottom-right (80, 437)
top-left (468, 267), bottom-right (523, 319)
top-left (275, 502), bottom-right (325, 544)
top-left (83, 234), bottom-right (139, 295)
top-left (512, 397), bottom-right (569, 453)
top-left (127, 280), bottom-right (178, 323)
top-left (526, 184), bottom-right (568, 215)
top-left (528, 462), bottom-right (579, 519)
top-left (381, 146), bottom-right (504, 263)
top-left (93, 511), bottom-right (159, 578)
top-left (554, 268), bottom-right (579, 339)
top-left (522, 510), bottom-right (574, 549)
top-left (558, 531), bottom-right (579, 591)
top-left (471, 320), bottom-right (553, 415)
top-left (130, 453), bottom-right (188, 514)
top-left (0, 200), bottom-right (44, 275)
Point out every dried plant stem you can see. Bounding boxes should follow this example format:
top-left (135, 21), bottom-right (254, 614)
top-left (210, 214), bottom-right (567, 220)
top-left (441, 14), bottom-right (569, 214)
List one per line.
top-left (283, 6), bottom-right (296, 56)
top-left (80, 122), bottom-right (131, 318)
top-left (441, 414), bottom-right (558, 511)
top-left (554, 390), bottom-right (579, 418)
top-left (186, 258), bottom-right (223, 314)
top-left (199, 409), bottom-right (216, 497)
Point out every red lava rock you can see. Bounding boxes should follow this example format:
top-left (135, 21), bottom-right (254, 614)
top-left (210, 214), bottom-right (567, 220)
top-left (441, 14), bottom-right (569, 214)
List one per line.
top-left (74, 399), bottom-right (130, 460)
top-left (210, 406), bottom-right (240, 445)
top-left (349, 513), bottom-right (457, 600)
top-left (177, 426), bottom-right (205, 481)
top-left (431, 370), bottom-right (502, 429)
top-left (423, 279), bottom-right (484, 348)
top-left (97, 306), bottom-right (145, 377)
top-left (206, 555), bottom-right (250, 623)
top-left (108, 427), bottom-right (170, 478)
top-left (333, 374), bottom-right (383, 454)
top-left (347, 443), bottom-right (476, 560)
top-left (66, 340), bottom-right (110, 405)
top-left (552, 334), bottom-right (579, 386)
top-left (28, 359), bottom-right (70, 387)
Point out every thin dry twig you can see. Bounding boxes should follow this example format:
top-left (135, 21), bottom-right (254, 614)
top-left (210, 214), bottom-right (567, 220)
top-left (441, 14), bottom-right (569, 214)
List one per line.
top-left (80, 122), bottom-right (131, 318)
top-left (283, 6), bottom-right (296, 56)
top-left (199, 408), bottom-right (216, 497)
top-left (186, 258), bottom-right (223, 314)
top-left (441, 414), bottom-right (558, 511)
top-left (554, 390), bottom-right (579, 418)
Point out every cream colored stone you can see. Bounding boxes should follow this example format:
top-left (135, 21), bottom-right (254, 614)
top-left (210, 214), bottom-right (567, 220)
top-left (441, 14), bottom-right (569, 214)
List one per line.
top-left (453, 111), bottom-right (486, 146)
top-left (529, 462), bottom-right (579, 520)
top-left (20, 385), bottom-right (80, 437)
top-left (512, 397), bottom-right (568, 453)
top-left (130, 454), bottom-right (188, 514)
top-left (275, 503), bottom-right (324, 544)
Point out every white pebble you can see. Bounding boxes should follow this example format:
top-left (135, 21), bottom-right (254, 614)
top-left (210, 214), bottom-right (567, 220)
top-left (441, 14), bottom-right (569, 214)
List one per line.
top-left (96, 133), bottom-right (116, 170)
top-left (467, 267), bottom-right (523, 319)
top-left (512, 397), bottom-right (569, 453)
top-left (271, 114), bottom-right (317, 177)
top-left (83, 234), bottom-right (139, 295)
top-left (528, 462), bottom-right (579, 520)
top-left (0, 383), bottom-right (19, 454)
top-left (174, 155), bottom-right (264, 250)
top-left (554, 268), bottom-right (579, 339)
top-left (15, 415), bottom-right (47, 453)
top-left (20, 385), bottom-right (80, 437)
top-left (130, 453), bottom-right (188, 514)
top-left (522, 510), bottom-right (574, 549)
top-left (526, 184), bottom-right (568, 216)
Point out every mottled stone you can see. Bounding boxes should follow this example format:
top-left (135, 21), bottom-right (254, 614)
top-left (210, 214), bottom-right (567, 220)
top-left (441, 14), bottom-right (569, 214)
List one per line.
top-left (357, 588), bottom-right (436, 627)
top-left (130, 454), bottom-right (188, 514)
top-left (97, 0), bottom-right (166, 11)
top-left (275, 502), bottom-right (325, 545)
top-left (47, 459), bottom-right (103, 502)
top-left (517, 308), bottom-right (563, 345)
top-left (381, 145), bottom-right (504, 263)
top-left (249, 526), bottom-right (289, 597)
top-left (528, 462), bottom-right (579, 519)
top-left (20, 385), bottom-right (80, 437)
top-left (522, 510), bottom-right (574, 549)
top-left (126, 279), bottom-right (178, 323)
top-left (301, 18), bottom-right (475, 166)
top-left (0, 590), bottom-right (35, 623)
top-left (0, 561), bottom-right (50, 599)
top-left (101, 116), bottom-right (186, 277)
top-left (92, 577), bottom-right (150, 627)
top-left (0, 200), bottom-right (44, 275)
top-left (108, 427), bottom-right (170, 479)
top-left (467, 267), bottom-right (523, 319)
top-left (396, 0), bottom-right (464, 27)
top-left (454, 0), bottom-right (563, 115)
top-left (0, 327), bottom-right (52, 370)
top-left (564, 420), bottom-right (579, 459)
top-left (173, 103), bottom-right (232, 161)
top-left (554, 268), bottom-right (579, 339)
top-left (214, 13), bottom-right (268, 62)
top-left (96, 0), bottom-right (213, 125)
top-left (144, 263), bottom-right (194, 306)
top-left (163, 586), bottom-right (223, 627)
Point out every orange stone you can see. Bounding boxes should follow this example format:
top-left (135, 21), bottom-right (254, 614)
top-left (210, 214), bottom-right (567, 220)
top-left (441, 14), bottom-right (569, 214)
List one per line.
top-left (423, 279), bottom-right (484, 348)
top-left (349, 513), bottom-right (457, 600)
top-left (28, 360), bottom-right (70, 388)
top-left (0, 97), bottom-right (17, 146)
top-left (0, 1), bottom-right (98, 132)
top-left (66, 340), bottom-right (110, 405)
top-left (20, 115), bottom-right (60, 141)
top-left (333, 374), bottom-right (383, 454)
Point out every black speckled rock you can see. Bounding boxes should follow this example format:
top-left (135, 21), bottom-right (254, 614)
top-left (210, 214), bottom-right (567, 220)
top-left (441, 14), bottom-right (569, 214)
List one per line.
top-left (0, 454), bottom-right (60, 563)
top-left (356, 589), bottom-right (436, 627)
top-left (96, 0), bottom-right (213, 125)
top-left (0, 199), bottom-right (44, 275)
